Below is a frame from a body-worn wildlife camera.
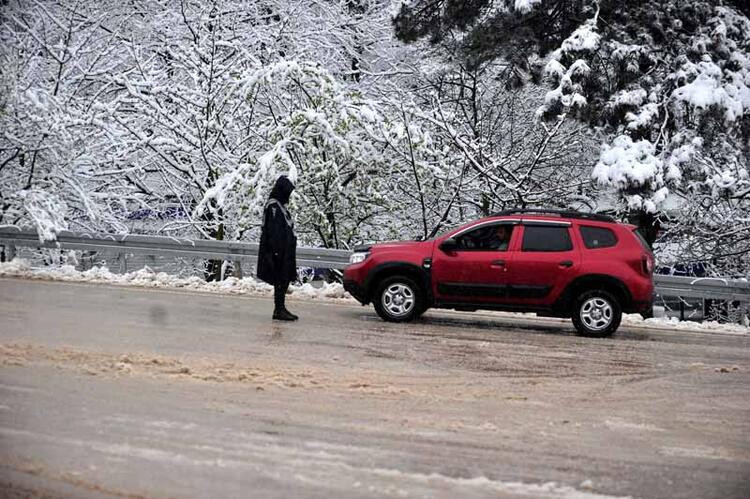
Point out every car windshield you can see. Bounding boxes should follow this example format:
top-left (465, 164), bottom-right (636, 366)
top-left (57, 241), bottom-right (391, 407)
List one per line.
top-left (430, 222), bottom-right (465, 240)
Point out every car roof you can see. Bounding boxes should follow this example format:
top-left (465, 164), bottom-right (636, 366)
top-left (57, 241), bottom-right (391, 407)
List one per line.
top-left (444, 214), bottom-right (633, 240)
top-left (492, 209), bottom-right (617, 223)
top-left (480, 213), bottom-right (627, 228)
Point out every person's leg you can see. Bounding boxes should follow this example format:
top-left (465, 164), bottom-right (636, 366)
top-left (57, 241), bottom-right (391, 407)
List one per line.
top-left (274, 281), bottom-right (288, 311)
top-left (273, 281), bottom-right (298, 321)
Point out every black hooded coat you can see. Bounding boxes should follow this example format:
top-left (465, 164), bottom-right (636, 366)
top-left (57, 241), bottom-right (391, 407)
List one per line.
top-left (257, 176), bottom-right (297, 285)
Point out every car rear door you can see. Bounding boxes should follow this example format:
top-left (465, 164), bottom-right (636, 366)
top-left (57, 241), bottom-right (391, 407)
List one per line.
top-left (504, 220), bottom-right (581, 306)
top-left (431, 221), bottom-right (519, 304)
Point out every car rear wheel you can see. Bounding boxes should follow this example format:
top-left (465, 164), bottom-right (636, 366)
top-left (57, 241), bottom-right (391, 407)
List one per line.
top-left (571, 290), bottom-right (622, 337)
top-left (374, 276), bottom-right (423, 323)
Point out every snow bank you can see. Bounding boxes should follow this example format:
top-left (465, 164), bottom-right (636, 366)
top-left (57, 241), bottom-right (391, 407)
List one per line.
top-left (622, 313), bottom-right (749, 335)
top-left (0, 259), bottom-right (355, 303)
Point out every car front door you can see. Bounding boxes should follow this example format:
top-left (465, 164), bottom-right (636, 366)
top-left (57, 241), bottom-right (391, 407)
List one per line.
top-left (431, 221), bottom-right (518, 305)
top-left (504, 221), bottom-right (581, 306)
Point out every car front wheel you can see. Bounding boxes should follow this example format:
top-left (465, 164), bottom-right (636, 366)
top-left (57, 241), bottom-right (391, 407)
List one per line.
top-left (374, 276), bottom-right (422, 323)
top-left (571, 290), bottom-right (622, 337)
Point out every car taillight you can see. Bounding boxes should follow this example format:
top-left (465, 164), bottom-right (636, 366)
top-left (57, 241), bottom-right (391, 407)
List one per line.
top-left (641, 254), bottom-right (653, 275)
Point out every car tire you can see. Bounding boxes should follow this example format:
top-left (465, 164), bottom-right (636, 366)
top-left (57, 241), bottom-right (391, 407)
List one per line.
top-left (374, 276), bottom-right (423, 323)
top-left (571, 289), bottom-right (622, 337)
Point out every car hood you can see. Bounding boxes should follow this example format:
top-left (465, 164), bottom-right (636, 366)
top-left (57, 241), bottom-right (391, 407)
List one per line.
top-left (354, 240), bottom-right (430, 253)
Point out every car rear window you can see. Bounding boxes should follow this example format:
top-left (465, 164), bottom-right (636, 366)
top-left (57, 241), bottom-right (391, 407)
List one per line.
top-left (632, 229), bottom-right (653, 252)
top-left (580, 226), bottom-right (618, 249)
top-left (521, 226), bottom-right (572, 252)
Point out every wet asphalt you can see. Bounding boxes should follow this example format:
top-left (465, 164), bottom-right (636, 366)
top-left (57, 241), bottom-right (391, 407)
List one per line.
top-left (0, 277), bottom-right (749, 498)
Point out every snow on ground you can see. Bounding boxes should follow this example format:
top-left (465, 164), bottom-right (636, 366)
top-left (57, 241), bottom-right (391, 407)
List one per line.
top-left (0, 259), bottom-right (352, 303)
top-left (622, 313), bottom-right (749, 335)
top-left (1, 258), bottom-right (747, 335)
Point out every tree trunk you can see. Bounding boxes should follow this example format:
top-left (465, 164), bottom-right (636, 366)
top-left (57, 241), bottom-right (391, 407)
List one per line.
top-left (628, 210), bottom-right (660, 248)
top-left (204, 218), bottom-right (225, 282)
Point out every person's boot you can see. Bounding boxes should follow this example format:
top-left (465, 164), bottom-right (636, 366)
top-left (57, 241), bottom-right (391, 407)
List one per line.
top-left (273, 308), bottom-right (296, 321)
top-left (284, 308), bottom-right (299, 321)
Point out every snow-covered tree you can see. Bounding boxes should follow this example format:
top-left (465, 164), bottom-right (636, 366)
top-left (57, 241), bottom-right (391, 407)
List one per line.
top-left (195, 60), bottom-right (390, 248)
top-left (394, 0), bottom-right (750, 273)
top-left (1, 0), bottom-right (134, 239)
top-left (409, 61), bottom-right (598, 217)
top-left (7, 0), bottom-right (745, 277)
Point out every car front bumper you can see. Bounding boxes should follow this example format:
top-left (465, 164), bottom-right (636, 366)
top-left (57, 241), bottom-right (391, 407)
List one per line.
top-left (343, 279), bottom-right (368, 305)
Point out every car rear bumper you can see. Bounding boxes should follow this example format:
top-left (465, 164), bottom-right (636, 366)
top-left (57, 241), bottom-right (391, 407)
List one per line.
top-left (631, 296), bottom-right (654, 317)
top-left (625, 276), bottom-right (654, 315)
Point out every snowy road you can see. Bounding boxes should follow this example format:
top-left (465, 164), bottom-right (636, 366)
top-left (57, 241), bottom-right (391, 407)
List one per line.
top-left (1, 278), bottom-right (749, 498)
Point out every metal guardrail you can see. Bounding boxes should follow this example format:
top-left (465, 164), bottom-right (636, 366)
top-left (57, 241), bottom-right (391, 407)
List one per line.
top-left (654, 275), bottom-right (750, 303)
top-left (0, 227), bottom-right (351, 269)
top-left (654, 274), bottom-right (750, 323)
top-left (1, 227), bottom-right (748, 319)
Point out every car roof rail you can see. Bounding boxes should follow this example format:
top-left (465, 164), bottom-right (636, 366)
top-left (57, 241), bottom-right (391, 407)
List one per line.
top-left (492, 209), bottom-right (617, 223)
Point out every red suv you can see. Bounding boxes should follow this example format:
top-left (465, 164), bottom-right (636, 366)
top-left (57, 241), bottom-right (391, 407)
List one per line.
top-left (343, 210), bottom-right (654, 337)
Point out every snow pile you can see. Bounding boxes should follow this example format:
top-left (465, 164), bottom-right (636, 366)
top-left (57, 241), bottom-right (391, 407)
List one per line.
top-left (292, 281), bottom-right (351, 300)
top-left (472, 309), bottom-right (748, 335)
top-left (0, 258), bottom-right (33, 274)
top-left (622, 314), bottom-right (749, 335)
top-left (0, 259), bottom-right (355, 303)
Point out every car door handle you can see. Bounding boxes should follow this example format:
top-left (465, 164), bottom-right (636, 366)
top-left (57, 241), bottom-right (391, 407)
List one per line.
top-left (491, 259), bottom-right (506, 267)
top-left (559, 260), bottom-right (573, 268)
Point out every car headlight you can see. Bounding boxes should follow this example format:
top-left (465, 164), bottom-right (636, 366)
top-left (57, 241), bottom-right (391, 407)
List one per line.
top-left (349, 252), bottom-right (368, 264)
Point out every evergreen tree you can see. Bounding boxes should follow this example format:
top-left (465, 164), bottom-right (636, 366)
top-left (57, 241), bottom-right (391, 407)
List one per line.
top-left (394, 0), bottom-right (750, 270)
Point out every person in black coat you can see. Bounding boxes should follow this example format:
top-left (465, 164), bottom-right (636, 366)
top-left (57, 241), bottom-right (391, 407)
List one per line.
top-left (257, 176), bottom-right (298, 321)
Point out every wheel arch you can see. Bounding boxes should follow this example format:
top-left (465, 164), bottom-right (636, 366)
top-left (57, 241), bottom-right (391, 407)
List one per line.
top-left (557, 274), bottom-right (633, 314)
top-left (364, 262), bottom-right (432, 304)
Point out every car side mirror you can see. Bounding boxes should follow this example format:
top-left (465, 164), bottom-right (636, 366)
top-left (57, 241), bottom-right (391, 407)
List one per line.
top-left (439, 238), bottom-right (458, 252)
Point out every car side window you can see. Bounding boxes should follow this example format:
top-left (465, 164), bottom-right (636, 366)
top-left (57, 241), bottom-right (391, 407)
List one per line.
top-left (579, 226), bottom-right (618, 249)
top-left (521, 225), bottom-right (572, 252)
top-left (455, 224), bottom-right (514, 251)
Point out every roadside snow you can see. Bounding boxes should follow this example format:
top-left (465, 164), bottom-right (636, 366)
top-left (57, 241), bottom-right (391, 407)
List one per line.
top-left (0, 259), bottom-right (353, 303)
top-left (622, 313), bottom-right (749, 335)
top-left (1, 259), bottom-right (747, 334)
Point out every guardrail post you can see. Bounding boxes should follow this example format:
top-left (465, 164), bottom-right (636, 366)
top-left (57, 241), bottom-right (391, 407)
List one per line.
top-left (679, 299), bottom-right (685, 321)
top-left (232, 260), bottom-right (243, 278)
top-left (2, 244), bottom-right (17, 262)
